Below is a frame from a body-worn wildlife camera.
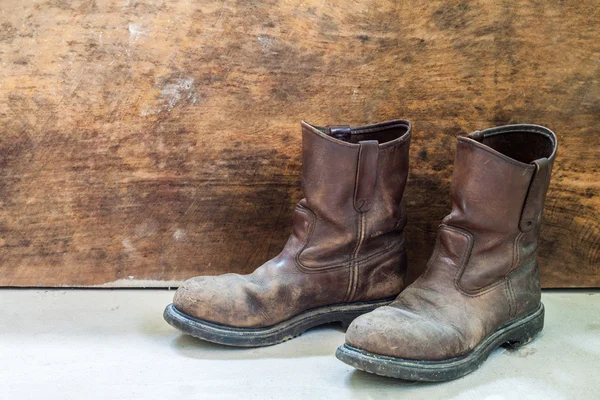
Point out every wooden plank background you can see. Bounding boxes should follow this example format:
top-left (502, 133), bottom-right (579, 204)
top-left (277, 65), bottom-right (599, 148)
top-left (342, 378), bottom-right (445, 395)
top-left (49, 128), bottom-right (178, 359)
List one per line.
top-left (0, 0), bottom-right (598, 287)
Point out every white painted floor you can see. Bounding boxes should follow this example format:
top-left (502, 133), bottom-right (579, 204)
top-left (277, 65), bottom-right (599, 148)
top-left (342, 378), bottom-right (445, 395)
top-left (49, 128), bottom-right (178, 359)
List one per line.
top-left (0, 290), bottom-right (598, 399)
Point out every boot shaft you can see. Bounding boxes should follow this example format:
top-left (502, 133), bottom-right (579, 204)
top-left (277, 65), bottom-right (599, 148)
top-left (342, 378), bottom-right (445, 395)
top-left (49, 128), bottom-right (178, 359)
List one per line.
top-left (445, 125), bottom-right (557, 233)
top-left (292, 120), bottom-right (411, 269)
top-left (442, 124), bottom-right (557, 291)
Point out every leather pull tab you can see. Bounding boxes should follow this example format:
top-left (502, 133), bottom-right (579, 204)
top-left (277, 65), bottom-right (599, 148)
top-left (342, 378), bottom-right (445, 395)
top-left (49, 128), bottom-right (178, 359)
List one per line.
top-left (354, 140), bottom-right (379, 213)
top-left (519, 158), bottom-right (551, 231)
top-left (327, 125), bottom-right (351, 141)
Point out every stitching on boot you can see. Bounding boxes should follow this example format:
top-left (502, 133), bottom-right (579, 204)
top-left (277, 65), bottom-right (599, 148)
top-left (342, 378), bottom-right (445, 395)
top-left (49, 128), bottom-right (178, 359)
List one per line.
top-left (505, 231), bottom-right (523, 277)
top-left (509, 280), bottom-right (516, 318)
top-left (346, 213), bottom-right (365, 301)
top-left (503, 280), bottom-right (512, 319)
top-left (432, 224), bottom-right (516, 299)
top-left (291, 205), bottom-right (317, 274)
top-left (459, 231), bottom-right (534, 297)
top-left (459, 255), bottom-right (538, 298)
top-left (450, 222), bottom-right (533, 297)
top-left (343, 262), bottom-right (354, 302)
top-left (343, 215), bottom-right (361, 302)
top-left (296, 239), bottom-right (402, 273)
top-left (344, 212), bottom-right (362, 302)
top-left (348, 213), bottom-right (365, 302)
top-left (506, 279), bottom-right (515, 319)
top-left (448, 225), bottom-right (514, 298)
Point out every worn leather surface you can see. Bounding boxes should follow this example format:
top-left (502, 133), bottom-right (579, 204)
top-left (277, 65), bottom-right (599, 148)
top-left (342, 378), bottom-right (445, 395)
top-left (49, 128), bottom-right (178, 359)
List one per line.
top-left (174, 120), bottom-right (412, 328)
top-left (346, 124), bottom-right (557, 361)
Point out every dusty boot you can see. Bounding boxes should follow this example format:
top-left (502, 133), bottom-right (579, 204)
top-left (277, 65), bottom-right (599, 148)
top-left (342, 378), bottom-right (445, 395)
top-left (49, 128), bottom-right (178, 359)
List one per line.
top-left (337, 124), bottom-right (557, 381)
top-left (164, 119), bottom-right (412, 346)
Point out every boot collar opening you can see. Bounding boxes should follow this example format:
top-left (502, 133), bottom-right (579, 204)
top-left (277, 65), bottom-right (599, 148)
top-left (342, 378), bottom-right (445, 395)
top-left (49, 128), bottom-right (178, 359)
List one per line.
top-left (466, 124), bottom-right (557, 165)
top-left (301, 120), bottom-right (411, 148)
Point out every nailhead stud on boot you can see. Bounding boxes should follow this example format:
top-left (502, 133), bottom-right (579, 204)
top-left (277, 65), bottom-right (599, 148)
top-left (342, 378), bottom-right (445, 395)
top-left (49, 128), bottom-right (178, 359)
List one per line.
top-left (164, 119), bottom-right (412, 346)
top-left (337, 124), bottom-right (557, 381)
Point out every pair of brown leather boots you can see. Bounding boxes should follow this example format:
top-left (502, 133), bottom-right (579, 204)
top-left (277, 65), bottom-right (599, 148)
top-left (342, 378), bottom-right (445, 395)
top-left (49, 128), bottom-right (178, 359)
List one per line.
top-left (164, 120), bottom-right (557, 382)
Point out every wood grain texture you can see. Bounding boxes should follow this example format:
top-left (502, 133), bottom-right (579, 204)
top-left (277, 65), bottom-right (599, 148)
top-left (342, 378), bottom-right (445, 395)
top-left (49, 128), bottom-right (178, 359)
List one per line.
top-left (0, 0), bottom-right (598, 287)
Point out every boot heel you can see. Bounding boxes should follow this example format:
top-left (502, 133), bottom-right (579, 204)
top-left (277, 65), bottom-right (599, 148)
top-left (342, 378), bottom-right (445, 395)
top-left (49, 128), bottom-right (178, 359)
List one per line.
top-left (503, 304), bottom-right (545, 350)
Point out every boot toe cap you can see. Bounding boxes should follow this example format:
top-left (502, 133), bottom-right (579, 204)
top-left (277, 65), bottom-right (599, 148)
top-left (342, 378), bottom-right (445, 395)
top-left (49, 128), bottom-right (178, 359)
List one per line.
top-left (173, 275), bottom-right (240, 326)
top-left (345, 305), bottom-right (467, 361)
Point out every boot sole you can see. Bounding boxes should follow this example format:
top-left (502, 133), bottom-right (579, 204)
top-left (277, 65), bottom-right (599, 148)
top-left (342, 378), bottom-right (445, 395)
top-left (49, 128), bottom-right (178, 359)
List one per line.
top-left (335, 303), bottom-right (544, 382)
top-left (164, 298), bottom-right (395, 347)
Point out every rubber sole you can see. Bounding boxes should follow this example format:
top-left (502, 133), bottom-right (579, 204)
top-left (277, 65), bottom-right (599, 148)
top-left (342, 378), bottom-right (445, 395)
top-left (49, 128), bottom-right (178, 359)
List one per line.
top-left (164, 298), bottom-right (395, 347)
top-left (336, 303), bottom-right (545, 382)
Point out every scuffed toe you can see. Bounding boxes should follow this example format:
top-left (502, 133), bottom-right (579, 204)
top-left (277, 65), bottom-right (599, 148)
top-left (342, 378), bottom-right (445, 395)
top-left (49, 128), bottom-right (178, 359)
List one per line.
top-left (345, 305), bottom-right (468, 361)
top-left (172, 277), bottom-right (207, 318)
top-left (173, 275), bottom-right (247, 327)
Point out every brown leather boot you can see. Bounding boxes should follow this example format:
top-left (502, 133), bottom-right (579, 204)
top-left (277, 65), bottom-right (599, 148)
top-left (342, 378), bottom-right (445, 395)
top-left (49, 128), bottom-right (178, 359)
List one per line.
top-left (337, 124), bottom-right (557, 381)
top-left (164, 119), bottom-right (412, 346)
